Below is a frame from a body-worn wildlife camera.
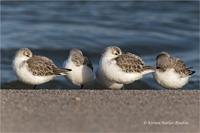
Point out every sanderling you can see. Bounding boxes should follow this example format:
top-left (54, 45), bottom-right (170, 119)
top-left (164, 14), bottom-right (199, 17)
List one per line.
top-left (13, 48), bottom-right (72, 89)
top-left (153, 51), bottom-right (195, 89)
top-left (96, 46), bottom-right (155, 89)
top-left (62, 49), bottom-right (94, 89)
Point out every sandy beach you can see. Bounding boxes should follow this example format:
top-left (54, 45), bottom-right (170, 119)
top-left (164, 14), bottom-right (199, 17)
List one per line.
top-left (1, 90), bottom-right (199, 132)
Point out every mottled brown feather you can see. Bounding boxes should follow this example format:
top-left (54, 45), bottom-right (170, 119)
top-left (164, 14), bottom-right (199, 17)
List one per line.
top-left (158, 55), bottom-right (194, 77)
top-left (71, 52), bottom-right (84, 66)
top-left (157, 56), bottom-right (177, 71)
top-left (156, 52), bottom-right (195, 77)
top-left (27, 56), bottom-right (70, 76)
top-left (173, 58), bottom-right (192, 77)
top-left (115, 53), bottom-right (149, 73)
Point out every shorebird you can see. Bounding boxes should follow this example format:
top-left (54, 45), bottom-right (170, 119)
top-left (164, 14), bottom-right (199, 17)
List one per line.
top-left (153, 51), bottom-right (195, 89)
top-left (13, 48), bottom-right (72, 89)
top-left (96, 46), bottom-right (155, 89)
top-left (62, 49), bottom-right (94, 89)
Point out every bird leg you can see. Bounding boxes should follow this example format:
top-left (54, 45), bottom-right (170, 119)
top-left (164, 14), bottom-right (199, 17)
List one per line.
top-left (81, 85), bottom-right (84, 89)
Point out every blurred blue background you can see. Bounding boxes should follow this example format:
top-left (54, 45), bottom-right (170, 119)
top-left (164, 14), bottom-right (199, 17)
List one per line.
top-left (1, 1), bottom-right (199, 89)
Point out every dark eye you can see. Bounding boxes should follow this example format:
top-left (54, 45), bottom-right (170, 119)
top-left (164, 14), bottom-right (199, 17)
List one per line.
top-left (115, 53), bottom-right (118, 55)
top-left (156, 67), bottom-right (160, 69)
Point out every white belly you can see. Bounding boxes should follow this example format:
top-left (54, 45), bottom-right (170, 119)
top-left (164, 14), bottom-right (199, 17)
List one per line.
top-left (153, 69), bottom-right (189, 89)
top-left (63, 60), bottom-right (94, 86)
top-left (96, 67), bottom-right (123, 89)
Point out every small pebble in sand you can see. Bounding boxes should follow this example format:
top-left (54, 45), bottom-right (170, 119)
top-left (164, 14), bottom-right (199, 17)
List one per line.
top-left (73, 97), bottom-right (81, 101)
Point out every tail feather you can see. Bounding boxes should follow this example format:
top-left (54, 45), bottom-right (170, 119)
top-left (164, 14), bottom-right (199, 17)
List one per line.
top-left (142, 65), bottom-right (155, 74)
top-left (187, 67), bottom-right (193, 69)
top-left (143, 65), bottom-right (155, 70)
top-left (189, 70), bottom-right (195, 75)
top-left (53, 67), bottom-right (72, 76)
top-left (187, 67), bottom-right (195, 76)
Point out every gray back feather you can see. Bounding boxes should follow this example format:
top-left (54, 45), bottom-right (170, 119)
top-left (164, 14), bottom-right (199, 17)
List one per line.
top-left (27, 56), bottom-right (70, 76)
top-left (71, 52), bottom-right (84, 66)
top-left (156, 52), bottom-right (194, 77)
top-left (115, 53), bottom-right (149, 73)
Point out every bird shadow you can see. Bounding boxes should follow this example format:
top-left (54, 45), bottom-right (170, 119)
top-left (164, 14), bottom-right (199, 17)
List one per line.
top-left (1, 80), bottom-right (158, 90)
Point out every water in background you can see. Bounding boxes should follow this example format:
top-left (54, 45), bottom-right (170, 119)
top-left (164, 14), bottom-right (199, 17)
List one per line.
top-left (1, 1), bottom-right (199, 89)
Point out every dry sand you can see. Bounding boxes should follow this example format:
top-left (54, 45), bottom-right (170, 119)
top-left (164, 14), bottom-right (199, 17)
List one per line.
top-left (1, 90), bottom-right (199, 132)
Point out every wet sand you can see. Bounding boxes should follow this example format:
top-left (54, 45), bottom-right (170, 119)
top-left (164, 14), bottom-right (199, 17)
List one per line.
top-left (1, 90), bottom-right (199, 132)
